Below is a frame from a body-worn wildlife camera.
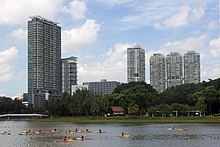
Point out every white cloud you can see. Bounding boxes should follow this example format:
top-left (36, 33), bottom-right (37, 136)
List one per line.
top-left (119, 1), bottom-right (206, 30)
top-left (78, 43), bottom-right (136, 83)
top-left (209, 38), bottom-right (220, 58)
top-left (62, 19), bottom-right (100, 52)
top-left (64, 0), bottom-right (87, 20)
top-left (10, 28), bottom-right (26, 40)
top-left (0, 0), bottom-right (62, 24)
top-left (0, 47), bottom-right (18, 82)
top-left (209, 38), bottom-right (220, 48)
top-left (11, 94), bottom-right (23, 100)
top-left (158, 35), bottom-right (208, 54)
top-left (202, 64), bottom-right (220, 81)
top-left (163, 5), bottom-right (190, 29)
top-left (159, 4), bottom-right (205, 29)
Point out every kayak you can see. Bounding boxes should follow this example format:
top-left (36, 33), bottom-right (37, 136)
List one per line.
top-left (72, 137), bottom-right (91, 140)
top-left (65, 132), bottom-right (75, 134)
top-left (177, 128), bottom-right (188, 131)
top-left (33, 131), bottom-right (47, 134)
top-left (18, 132), bottom-right (33, 135)
top-left (49, 130), bottom-right (61, 133)
top-left (93, 131), bottom-right (106, 134)
top-left (80, 130), bottom-right (92, 133)
top-left (56, 140), bottom-right (74, 142)
top-left (167, 128), bottom-right (188, 131)
top-left (168, 128), bottom-right (175, 131)
top-left (117, 135), bottom-right (130, 138)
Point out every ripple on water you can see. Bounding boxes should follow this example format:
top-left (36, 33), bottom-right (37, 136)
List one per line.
top-left (130, 133), bottom-right (220, 141)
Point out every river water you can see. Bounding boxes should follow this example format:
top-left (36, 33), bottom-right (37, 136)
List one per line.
top-left (0, 121), bottom-right (219, 147)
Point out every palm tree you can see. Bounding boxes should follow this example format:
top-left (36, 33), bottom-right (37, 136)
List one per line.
top-left (91, 95), bottom-right (110, 116)
top-left (127, 101), bottom-right (139, 115)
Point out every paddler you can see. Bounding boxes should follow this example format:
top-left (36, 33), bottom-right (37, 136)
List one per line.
top-left (63, 136), bottom-right (67, 141)
top-left (122, 132), bottom-right (124, 136)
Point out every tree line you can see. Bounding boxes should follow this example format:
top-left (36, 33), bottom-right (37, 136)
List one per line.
top-left (44, 79), bottom-right (220, 117)
top-left (0, 97), bottom-right (33, 114)
top-left (0, 78), bottom-right (220, 116)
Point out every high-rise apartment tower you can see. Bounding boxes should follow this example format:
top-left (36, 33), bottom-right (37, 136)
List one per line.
top-left (127, 45), bottom-right (145, 83)
top-left (62, 56), bottom-right (77, 95)
top-left (28, 16), bottom-right (62, 108)
top-left (166, 52), bottom-right (183, 88)
top-left (184, 51), bottom-right (200, 84)
top-left (150, 53), bottom-right (166, 93)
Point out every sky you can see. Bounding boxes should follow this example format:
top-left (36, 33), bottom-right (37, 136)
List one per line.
top-left (0, 0), bottom-right (219, 98)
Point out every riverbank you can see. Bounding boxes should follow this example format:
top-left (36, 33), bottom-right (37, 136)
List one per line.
top-left (28, 116), bottom-right (220, 123)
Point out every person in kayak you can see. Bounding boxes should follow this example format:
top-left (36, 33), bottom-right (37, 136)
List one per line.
top-left (122, 132), bottom-right (124, 136)
top-left (63, 136), bottom-right (67, 141)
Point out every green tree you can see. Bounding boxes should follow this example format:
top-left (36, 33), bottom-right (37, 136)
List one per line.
top-left (68, 89), bottom-right (92, 116)
top-left (90, 95), bottom-right (109, 116)
top-left (113, 84), bottom-right (157, 114)
top-left (171, 103), bottom-right (190, 116)
top-left (195, 98), bottom-right (207, 115)
top-left (147, 106), bottom-right (159, 116)
top-left (202, 86), bottom-right (220, 114)
top-left (158, 104), bottom-right (172, 116)
top-left (127, 101), bottom-right (139, 115)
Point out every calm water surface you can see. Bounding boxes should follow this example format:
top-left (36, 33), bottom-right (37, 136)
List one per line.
top-left (0, 121), bottom-right (219, 147)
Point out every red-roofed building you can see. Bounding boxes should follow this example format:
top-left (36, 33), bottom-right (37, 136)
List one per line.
top-left (111, 106), bottom-right (125, 115)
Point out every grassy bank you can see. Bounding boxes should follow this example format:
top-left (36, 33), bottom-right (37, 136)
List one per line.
top-left (28, 116), bottom-right (220, 123)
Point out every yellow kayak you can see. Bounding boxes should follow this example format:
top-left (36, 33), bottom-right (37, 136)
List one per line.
top-left (118, 135), bottom-right (130, 138)
top-left (177, 128), bottom-right (187, 131)
top-left (168, 128), bottom-right (175, 131)
top-left (65, 132), bottom-right (75, 134)
top-left (19, 132), bottom-right (33, 135)
top-left (80, 130), bottom-right (92, 133)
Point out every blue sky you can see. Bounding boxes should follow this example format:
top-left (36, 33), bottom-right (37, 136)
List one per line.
top-left (0, 0), bottom-right (219, 98)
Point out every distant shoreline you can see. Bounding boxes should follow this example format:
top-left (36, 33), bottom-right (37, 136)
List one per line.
top-left (27, 116), bottom-right (220, 123)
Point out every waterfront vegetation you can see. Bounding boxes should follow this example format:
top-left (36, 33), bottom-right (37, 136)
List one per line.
top-left (43, 78), bottom-right (220, 117)
top-left (0, 78), bottom-right (220, 121)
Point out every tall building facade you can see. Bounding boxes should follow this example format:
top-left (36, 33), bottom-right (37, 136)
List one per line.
top-left (62, 56), bottom-right (77, 94)
top-left (83, 79), bottom-right (120, 95)
top-left (127, 45), bottom-right (145, 83)
top-left (150, 53), bottom-right (166, 93)
top-left (166, 52), bottom-right (183, 88)
top-left (28, 16), bottom-right (62, 108)
top-left (184, 51), bottom-right (200, 84)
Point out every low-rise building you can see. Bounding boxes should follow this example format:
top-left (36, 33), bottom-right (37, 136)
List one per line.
top-left (83, 79), bottom-right (120, 95)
